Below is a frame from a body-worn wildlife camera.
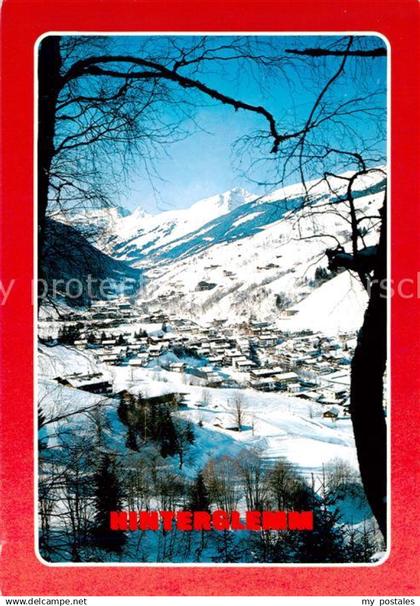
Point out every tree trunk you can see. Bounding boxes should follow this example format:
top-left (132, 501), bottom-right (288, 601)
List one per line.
top-left (350, 201), bottom-right (387, 539)
top-left (37, 36), bottom-right (62, 305)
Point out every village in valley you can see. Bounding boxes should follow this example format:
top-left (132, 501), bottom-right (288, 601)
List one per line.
top-left (39, 295), bottom-right (364, 426)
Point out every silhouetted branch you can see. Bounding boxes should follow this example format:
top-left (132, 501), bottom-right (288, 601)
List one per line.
top-left (285, 47), bottom-right (386, 58)
top-left (63, 55), bottom-right (284, 153)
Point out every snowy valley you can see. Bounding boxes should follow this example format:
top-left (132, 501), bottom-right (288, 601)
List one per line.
top-left (38, 170), bottom-right (387, 563)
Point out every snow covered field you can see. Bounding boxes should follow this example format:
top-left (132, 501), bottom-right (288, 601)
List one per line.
top-left (39, 344), bottom-right (357, 480)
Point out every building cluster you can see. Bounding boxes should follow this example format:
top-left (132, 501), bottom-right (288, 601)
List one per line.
top-left (43, 297), bottom-right (360, 420)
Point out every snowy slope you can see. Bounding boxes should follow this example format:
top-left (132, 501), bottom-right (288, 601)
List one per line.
top-left (136, 188), bottom-right (384, 329)
top-left (38, 345), bottom-right (358, 479)
top-left (278, 271), bottom-right (368, 334)
top-left (38, 343), bottom-right (110, 379)
top-left (108, 170), bottom-right (385, 265)
top-left (63, 169), bottom-right (385, 329)
top-left (108, 188), bottom-right (255, 263)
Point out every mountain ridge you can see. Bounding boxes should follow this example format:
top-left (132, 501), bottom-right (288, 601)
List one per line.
top-left (46, 169), bottom-right (386, 330)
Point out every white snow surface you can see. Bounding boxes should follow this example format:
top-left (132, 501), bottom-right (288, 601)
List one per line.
top-left (38, 345), bottom-right (358, 480)
top-left (279, 271), bottom-right (368, 334)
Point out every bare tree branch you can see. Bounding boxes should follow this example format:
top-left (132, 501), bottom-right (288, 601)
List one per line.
top-left (63, 54), bottom-right (285, 153)
top-left (285, 47), bottom-right (386, 58)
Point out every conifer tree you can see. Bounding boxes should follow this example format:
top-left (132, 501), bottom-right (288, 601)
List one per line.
top-left (345, 522), bottom-right (377, 563)
top-left (125, 426), bottom-right (138, 451)
top-left (158, 408), bottom-right (178, 458)
top-left (92, 453), bottom-right (126, 553)
top-left (189, 472), bottom-right (211, 512)
top-left (57, 323), bottom-right (81, 345)
top-left (213, 530), bottom-right (242, 563)
top-left (87, 333), bottom-right (97, 345)
top-left (296, 473), bottom-right (347, 563)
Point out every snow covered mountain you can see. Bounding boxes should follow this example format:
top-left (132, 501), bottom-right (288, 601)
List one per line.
top-left (104, 172), bottom-right (385, 331)
top-left (105, 187), bottom-right (255, 261)
top-left (65, 170), bottom-right (386, 330)
top-left (105, 173), bottom-right (383, 265)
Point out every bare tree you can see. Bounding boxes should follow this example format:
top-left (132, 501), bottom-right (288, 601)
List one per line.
top-left (230, 391), bottom-right (247, 431)
top-left (38, 428), bottom-right (97, 561)
top-left (203, 455), bottom-right (241, 510)
top-left (121, 453), bottom-right (152, 511)
top-left (234, 447), bottom-right (267, 510)
top-left (265, 459), bottom-right (306, 510)
top-left (200, 388), bottom-right (212, 408)
top-left (285, 41), bottom-right (387, 539)
top-left (324, 457), bottom-right (359, 493)
top-left (38, 34), bottom-right (388, 540)
top-left (236, 35), bottom-right (388, 538)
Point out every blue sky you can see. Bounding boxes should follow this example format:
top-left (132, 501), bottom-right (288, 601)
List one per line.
top-left (96, 35), bottom-right (387, 214)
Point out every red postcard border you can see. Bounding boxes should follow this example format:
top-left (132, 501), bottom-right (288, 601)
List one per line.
top-left (1, 0), bottom-right (419, 596)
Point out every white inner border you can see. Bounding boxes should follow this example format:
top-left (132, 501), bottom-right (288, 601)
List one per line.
top-left (33, 30), bottom-right (391, 568)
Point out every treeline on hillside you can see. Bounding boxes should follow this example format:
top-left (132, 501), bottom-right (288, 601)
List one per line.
top-left (54, 325), bottom-right (148, 346)
top-left (117, 390), bottom-right (194, 464)
top-left (38, 397), bottom-right (383, 564)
